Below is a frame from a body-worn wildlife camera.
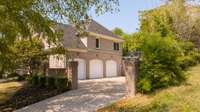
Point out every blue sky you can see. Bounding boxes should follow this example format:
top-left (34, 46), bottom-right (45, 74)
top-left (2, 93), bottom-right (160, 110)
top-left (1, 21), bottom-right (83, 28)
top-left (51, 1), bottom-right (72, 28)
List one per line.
top-left (92, 0), bottom-right (164, 33)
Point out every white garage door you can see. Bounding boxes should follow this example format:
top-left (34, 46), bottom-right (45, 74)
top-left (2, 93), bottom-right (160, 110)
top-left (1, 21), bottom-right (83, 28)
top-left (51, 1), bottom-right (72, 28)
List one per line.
top-left (74, 59), bottom-right (86, 80)
top-left (106, 60), bottom-right (117, 77)
top-left (89, 59), bottom-right (103, 79)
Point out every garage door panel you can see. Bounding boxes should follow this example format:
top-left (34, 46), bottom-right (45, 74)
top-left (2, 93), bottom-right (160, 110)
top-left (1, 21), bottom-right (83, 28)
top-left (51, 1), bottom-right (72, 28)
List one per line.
top-left (89, 59), bottom-right (103, 79)
top-left (74, 59), bottom-right (86, 80)
top-left (106, 60), bottom-right (117, 77)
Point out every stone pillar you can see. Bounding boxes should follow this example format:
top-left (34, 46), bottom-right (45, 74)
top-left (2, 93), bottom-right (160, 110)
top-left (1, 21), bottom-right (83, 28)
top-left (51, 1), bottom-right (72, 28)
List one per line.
top-left (123, 58), bottom-right (139, 96)
top-left (70, 61), bottom-right (78, 89)
top-left (86, 59), bottom-right (90, 79)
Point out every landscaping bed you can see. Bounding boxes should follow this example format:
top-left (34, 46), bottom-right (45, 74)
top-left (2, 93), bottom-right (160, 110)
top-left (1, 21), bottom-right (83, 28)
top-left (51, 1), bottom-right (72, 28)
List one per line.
top-left (0, 76), bottom-right (71, 112)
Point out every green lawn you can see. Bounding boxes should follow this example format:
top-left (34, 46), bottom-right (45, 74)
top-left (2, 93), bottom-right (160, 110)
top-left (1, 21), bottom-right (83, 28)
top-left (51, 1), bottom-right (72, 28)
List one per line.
top-left (0, 81), bottom-right (24, 104)
top-left (98, 65), bottom-right (200, 112)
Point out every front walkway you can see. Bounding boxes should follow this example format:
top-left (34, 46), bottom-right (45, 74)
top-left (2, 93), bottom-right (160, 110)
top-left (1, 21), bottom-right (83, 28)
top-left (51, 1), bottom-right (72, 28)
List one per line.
top-left (16, 77), bottom-right (126, 112)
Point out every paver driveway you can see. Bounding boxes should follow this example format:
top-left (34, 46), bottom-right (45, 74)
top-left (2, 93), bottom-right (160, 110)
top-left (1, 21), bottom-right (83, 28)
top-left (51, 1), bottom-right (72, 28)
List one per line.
top-left (16, 77), bottom-right (126, 112)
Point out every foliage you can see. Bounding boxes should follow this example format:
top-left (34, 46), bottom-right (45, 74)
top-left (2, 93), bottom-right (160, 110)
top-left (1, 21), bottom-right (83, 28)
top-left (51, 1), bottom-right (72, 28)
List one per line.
top-left (112, 27), bottom-right (124, 36)
top-left (98, 65), bottom-right (200, 112)
top-left (177, 41), bottom-right (200, 70)
top-left (137, 34), bottom-right (185, 93)
top-left (46, 77), bottom-right (56, 88)
top-left (113, 1), bottom-right (200, 92)
top-left (112, 28), bottom-right (145, 56)
top-left (0, 0), bottom-right (119, 50)
top-left (0, 0), bottom-right (119, 77)
top-left (17, 75), bottom-right (26, 81)
top-left (140, 0), bottom-right (200, 47)
top-left (31, 75), bottom-right (39, 86)
top-left (178, 56), bottom-right (198, 70)
top-left (111, 0), bottom-right (200, 93)
top-left (39, 76), bottom-right (46, 88)
top-left (30, 75), bottom-right (70, 90)
top-left (0, 80), bottom-right (71, 111)
top-left (7, 72), bottom-right (18, 78)
top-left (56, 77), bottom-right (69, 90)
top-left (12, 38), bottom-right (46, 74)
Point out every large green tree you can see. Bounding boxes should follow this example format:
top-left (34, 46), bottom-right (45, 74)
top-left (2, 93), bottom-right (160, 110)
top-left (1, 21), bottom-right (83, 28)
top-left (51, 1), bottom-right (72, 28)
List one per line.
top-left (0, 0), bottom-right (119, 47)
top-left (0, 0), bottom-right (119, 76)
top-left (140, 0), bottom-right (200, 47)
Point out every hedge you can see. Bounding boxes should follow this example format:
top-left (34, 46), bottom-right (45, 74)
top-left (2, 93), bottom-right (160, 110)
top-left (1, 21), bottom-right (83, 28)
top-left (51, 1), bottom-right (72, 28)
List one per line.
top-left (30, 75), bottom-right (71, 90)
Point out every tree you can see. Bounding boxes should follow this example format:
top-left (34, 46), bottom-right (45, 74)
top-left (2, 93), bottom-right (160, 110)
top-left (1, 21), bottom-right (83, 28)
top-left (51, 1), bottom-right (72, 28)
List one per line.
top-left (0, 0), bottom-right (119, 47)
top-left (0, 0), bottom-right (119, 76)
top-left (140, 0), bottom-right (200, 47)
top-left (112, 28), bottom-right (124, 36)
top-left (137, 33), bottom-right (185, 93)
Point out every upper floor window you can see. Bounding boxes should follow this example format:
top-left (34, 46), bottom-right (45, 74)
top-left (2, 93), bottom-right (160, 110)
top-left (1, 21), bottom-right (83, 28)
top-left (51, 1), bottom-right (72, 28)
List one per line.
top-left (113, 42), bottom-right (119, 51)
top-left (96, 38), bottom-right (100, 49)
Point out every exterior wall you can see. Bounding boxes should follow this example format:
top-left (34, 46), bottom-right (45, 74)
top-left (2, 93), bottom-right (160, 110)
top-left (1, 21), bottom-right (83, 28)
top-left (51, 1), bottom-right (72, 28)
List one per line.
top-left (67, 50), bottom-right (122, 79)
top-left (87, 36), bottom-right (122, 53)
top-left (48, 33), bottom-right (123, 79)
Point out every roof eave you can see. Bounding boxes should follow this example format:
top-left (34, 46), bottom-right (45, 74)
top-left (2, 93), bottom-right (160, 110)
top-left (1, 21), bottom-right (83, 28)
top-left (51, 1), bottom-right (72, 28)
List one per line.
top-left (88, 32), bottom-right (124, 42)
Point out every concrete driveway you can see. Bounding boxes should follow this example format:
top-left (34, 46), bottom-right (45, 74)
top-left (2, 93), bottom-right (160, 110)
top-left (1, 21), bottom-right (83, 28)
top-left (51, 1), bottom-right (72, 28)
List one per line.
top-left (16, 77), bottom-right (126, 112)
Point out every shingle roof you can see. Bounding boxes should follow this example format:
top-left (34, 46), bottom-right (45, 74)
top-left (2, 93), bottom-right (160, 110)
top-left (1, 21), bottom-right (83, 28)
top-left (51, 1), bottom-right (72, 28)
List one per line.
top-left (58, 24), bottom-right (87, 50)
top-left (87, 20), bottom-right (121, 39)
top-left (58, 20), bottom-right (121, 50)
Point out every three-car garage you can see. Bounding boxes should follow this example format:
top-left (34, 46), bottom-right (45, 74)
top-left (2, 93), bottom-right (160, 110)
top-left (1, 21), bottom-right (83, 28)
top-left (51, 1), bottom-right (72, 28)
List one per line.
top-left (75, 58), bottom-right (118, 80)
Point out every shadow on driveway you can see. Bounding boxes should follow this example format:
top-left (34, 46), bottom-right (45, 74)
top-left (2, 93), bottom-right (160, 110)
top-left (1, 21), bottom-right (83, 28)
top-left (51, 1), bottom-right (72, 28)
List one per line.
top-left (16, 77), bottom-right (126, 112)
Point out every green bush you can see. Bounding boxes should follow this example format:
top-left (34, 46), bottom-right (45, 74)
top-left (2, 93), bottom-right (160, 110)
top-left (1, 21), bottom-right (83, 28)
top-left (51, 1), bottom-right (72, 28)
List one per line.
top-left (30, 75), bottom-right (71, 90)
top-left (178, 56), bottom-right (198, 70)
top-left (31, 75), bottom-right (39, 86)
top-left (137, 34), bottom-right (186, 93)
top-left (177, 41), bottom-right (200, 70)
top-left (17, 75), bottom-right (26, 81)
top-left (190, 50), bottom-right (200, 63)
top-left (39, 76), bottom-right (46, 88)
top-left (46, 77), bottom-right (56, 88)
top-left (56, 77), bottom-right (69, 90)
top-left (8, 72), bottom-right (18, 78)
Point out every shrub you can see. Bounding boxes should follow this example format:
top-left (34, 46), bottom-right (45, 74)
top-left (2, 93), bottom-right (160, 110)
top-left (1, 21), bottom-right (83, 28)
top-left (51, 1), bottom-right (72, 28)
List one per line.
top-left (17, 75), bottom-right (26, 81)
top-left (31, 75), bottom-right (39, 86)
top-left (39, 76), bottom-right (46, 88)
top-left (190, 50), bottom-right (200, 63)
top-left (137, 34), bottom-right (186, 93)
top-left (46, 77), bottom-right (56, 88)
top-left (56, 77), bottom-right (69, 90)
top-left (178, 56), bottom-right (198, 70)
top-left (8, 72), bottom-right (18, 78)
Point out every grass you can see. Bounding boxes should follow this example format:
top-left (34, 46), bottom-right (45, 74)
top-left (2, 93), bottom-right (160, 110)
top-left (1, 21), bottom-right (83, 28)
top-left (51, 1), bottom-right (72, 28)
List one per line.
top-left (98, 65), bottom-right (200, 112)
top-left (0, 77), bottom-right (71, 112)
top-left (0, 81), bottom-right (24, 104)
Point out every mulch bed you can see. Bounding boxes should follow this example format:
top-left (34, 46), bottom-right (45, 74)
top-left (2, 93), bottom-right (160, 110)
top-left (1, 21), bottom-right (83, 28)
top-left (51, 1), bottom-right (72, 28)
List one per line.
top-left (0, 85), bottom-right (69, 112)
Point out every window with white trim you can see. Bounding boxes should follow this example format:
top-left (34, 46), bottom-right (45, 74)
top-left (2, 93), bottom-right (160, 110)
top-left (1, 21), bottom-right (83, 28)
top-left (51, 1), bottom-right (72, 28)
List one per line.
top-left (96, 38), bottom-right (100, 49)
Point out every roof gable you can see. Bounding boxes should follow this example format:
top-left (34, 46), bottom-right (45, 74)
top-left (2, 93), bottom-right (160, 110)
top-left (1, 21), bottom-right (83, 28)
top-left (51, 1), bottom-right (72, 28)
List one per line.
top-left (57, 20), bottom-right (122, 50)
top-left (86, 20), bottom-right (121, 39)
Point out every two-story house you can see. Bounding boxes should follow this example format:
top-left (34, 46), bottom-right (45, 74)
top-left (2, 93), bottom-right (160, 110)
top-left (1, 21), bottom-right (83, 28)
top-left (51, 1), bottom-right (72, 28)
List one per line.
top-left (48, 20), bottom-right (124, 80)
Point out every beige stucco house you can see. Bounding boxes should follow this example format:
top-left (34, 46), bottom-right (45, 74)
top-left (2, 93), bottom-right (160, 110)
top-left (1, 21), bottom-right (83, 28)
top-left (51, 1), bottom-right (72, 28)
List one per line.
top-left (47, 20), bottom-right (124, 80)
